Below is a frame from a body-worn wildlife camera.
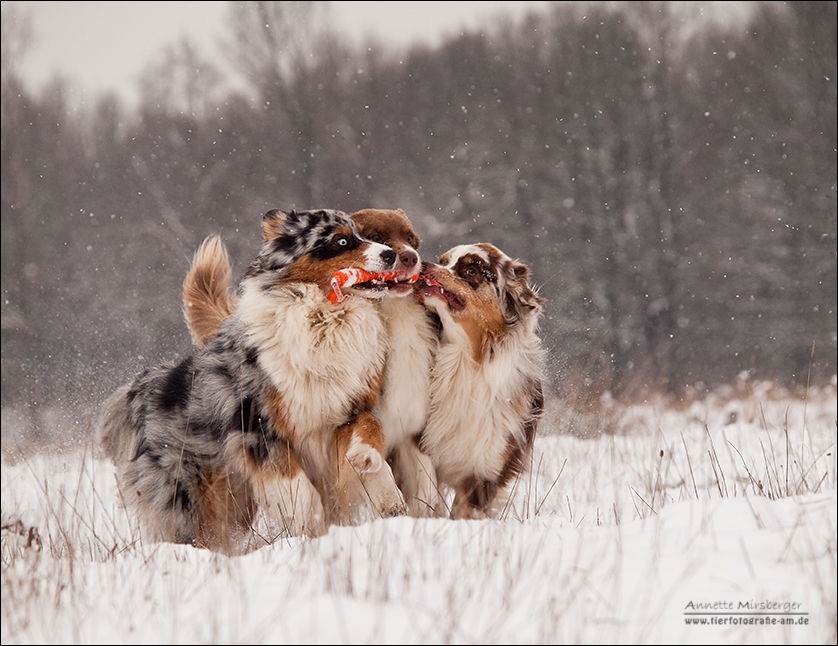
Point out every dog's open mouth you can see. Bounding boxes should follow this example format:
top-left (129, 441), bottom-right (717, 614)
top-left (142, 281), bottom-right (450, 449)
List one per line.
top-left (414, 275), bottom-right (466, 311)
top-left (328, 268), bottom-right (418, 304)
top-left (387, 274), bottom-right (417, 295)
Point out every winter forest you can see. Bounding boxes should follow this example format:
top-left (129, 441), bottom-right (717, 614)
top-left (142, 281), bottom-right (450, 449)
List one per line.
top-left (1, 1), bottom-right (836, 444)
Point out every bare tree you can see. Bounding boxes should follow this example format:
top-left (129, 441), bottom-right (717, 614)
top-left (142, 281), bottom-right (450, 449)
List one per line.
top-left (138, 38), bottom-right (225, 119)
top-left (0, 2), bottom-right (33, 91)
top-left (225, 1), bottom-right (329, 206)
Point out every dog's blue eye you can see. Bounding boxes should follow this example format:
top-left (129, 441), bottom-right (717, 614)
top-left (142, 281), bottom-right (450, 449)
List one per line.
top-left (337, 238), bottom-right (348, 247)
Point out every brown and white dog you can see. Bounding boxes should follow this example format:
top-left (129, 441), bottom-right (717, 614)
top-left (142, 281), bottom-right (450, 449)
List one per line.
top-left (182, 208), bottom-right (442, 518)
top-left (98, 208), bottom-right (409, 552)
top-left (415, 243), bottom-right (545, 519)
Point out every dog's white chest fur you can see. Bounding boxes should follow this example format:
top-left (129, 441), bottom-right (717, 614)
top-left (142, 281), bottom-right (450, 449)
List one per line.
top-left (375, 296), bottom-right (437, 447)
top-left (238, 282), bottom-right (387, 435)
top-left (422, 338), bottom-right (531, 485)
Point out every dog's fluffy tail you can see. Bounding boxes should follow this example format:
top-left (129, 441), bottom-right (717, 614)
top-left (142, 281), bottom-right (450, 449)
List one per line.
top-left (97, 383), bottom-right (135, 465)
top-left (183, 235), bottom-right (237, 347)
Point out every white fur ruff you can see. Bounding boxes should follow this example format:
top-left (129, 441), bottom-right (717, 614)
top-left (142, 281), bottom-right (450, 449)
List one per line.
top-left (238, 281), bottom-right (388, 440)
top-left (422, 314), bottom-right (543, 488)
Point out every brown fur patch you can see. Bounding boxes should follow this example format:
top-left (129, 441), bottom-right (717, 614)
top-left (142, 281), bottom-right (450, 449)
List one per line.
top-left (351, 370), bottom-right (383, 414)
top-left (497, 382), bottom-right (543, 491)
top-left (352, 208), bottom-right (421, 277)
top-left (283, 243), bottom-right (374, 299)
top-left (449, 476), bottom-right (497, 520)
top-left (423, 263), bottom-right (506, 362)
top-left (262, 388), bottom-right (296, 446)
top-left (193, 467), bottom-right (254, 552)
top-left (345, 411), bottom-right (386, 455)
top-left (351, 208), bottom-right (420, 250)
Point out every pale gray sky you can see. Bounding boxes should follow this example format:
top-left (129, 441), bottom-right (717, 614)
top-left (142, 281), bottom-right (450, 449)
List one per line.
top-left (3, 1), bottom-right (551, 105)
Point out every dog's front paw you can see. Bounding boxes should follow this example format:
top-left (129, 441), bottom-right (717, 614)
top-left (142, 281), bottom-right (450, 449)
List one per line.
top-left (379, 497), bottom-right (407, 518)
top-left (345, 438), bottom-right (382, 474)
top-left (373, 480), bottom-right (407, 518)
top-left (361, 463), bottom-right (407, 518)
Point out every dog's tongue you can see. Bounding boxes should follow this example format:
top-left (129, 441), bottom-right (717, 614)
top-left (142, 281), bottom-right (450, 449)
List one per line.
top-left (327, 268), bottom-right (420, 304)
top-left (414, 274), bottom-right (465, 310)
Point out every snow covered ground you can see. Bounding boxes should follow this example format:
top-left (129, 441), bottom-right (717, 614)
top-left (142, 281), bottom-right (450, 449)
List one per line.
top-left (2, 380), bottom-right (836, 644)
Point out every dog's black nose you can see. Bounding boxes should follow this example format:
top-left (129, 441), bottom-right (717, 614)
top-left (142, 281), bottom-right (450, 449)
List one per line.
top-left (398, 249), bottom-right (418, 270)
top-left (381, 248), bottom-right (396, 267)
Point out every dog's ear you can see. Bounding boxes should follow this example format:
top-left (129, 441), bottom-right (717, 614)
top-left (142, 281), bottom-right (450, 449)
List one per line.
top-left (501, 260), bottom-right (545, 325)
top-left (261, 209), bottom-right (288, 242)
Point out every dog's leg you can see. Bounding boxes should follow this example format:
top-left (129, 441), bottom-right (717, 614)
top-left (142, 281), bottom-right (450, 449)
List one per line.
top-left (450, 477), bottom-right (498, 520)
top-left (335, 413), bottom-right (406, 523)
top-left (257, 466), bottom-right (325, 538)
top-left (192, 468), bottom-right (255, 554)
top-left (228, 433), bottom-right (325, 538)
top-left (389, 438), bottom-right (444, 518)
top-left (411, 448), bottom-right (444, 517)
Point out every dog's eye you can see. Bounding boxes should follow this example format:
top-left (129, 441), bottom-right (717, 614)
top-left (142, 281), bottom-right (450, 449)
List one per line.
top-left (337, 237), bottom-right (349, 247)
top-left (458, 261), bottom-right (491, 287)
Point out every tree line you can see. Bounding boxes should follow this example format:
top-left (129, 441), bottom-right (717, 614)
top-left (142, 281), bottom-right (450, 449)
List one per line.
top-left (1, 1), bottom-right (835, 437)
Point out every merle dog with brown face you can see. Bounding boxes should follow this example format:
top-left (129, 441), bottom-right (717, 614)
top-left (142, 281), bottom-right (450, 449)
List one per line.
top-left (415, 243), bottom-right (546, 519)
top-left (98, 208), bottom-right (407, 552)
